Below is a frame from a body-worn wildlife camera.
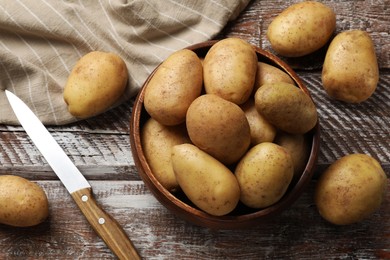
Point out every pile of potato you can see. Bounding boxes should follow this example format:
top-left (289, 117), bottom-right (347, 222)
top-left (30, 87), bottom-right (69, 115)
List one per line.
top-left (142, 37), bottom-right (317, 216)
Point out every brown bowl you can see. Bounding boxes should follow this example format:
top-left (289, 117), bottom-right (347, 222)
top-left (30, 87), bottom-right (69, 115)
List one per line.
top-left (130, 40), bottom-right (320, 229)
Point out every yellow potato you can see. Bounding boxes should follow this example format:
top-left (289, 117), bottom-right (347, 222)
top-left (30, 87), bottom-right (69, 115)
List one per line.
top-left (255, 82), bottom-right (318, 134)
top-left (144, 49), bottom-right (203, 126)
top-left (141, 118), bottom-right (190, 192)
top-left (171, 143), bottom-right (240, 216)
top-left (64, 51), bottom-right (128, 119)
top-left (235, 142), bottom-right (294, 208)
top-left (203, 38), bottom-right (257, 104)
top-left (322, 30), bottom-right (379, 103)
top-left (274, 132), bottom-right (311, 180)
top-left (254, 62), bottom-right (295, 92)
top-left (315, 154), bottom-right (387, 225)
top-left (267, 1), bottom-right (336, 57)
top-left (186, 94), bottom-right (251, 165)
top-left (0, 175), bottom-right (49, 227)
top-left (241, 99), bottom-right (276, 146)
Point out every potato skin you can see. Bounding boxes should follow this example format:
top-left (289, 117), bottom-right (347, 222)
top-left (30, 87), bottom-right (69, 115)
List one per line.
top-left (267, 1), bottom-right (336, 57)
top-left (255, 82), bottom-right (318, 134)
top-left (0, 175), bottom-right (49, 227)
top-left (171, 144), bottom-right (240, 216)
top-left (315, 154), bottom-right (387, 225)
top-left (141, 118), bottom-right (190, 192)
top-left (186, 94), bottom-right (251, 165)
top-left (64, 51), bottom-right (128, 119)
top-left (254, 62), bottom-right (295, 92)
top-left (144, 49), bottom-right (203, 126)
top-left (203, 38), bottom-right (257, 104)
top-left (322, 30), bottom-right (379, 103)
top-left (235, 142), bottom-right (294, 208)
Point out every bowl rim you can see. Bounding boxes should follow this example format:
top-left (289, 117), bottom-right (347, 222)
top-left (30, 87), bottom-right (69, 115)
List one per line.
top-left (130, 39), bottom-right (320, 229)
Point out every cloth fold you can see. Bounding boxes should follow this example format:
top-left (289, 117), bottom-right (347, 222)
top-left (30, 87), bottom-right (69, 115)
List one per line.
top-left (0, 0), bottom-right (250, 125)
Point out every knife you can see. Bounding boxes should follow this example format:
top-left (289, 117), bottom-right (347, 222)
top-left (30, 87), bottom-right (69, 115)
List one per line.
top-left (5, 90), bottom-right (141, 260)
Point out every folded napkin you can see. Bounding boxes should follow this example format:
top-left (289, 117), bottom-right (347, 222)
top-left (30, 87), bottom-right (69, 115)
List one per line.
top-left (0, 0), bottom-right (250, 125)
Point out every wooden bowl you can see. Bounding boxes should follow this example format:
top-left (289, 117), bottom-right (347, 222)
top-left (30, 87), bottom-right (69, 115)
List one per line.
top-left (130, 40), bottom-right (320, 229)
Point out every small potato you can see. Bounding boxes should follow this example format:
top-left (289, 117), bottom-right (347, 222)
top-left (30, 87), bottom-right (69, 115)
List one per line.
top-left (241, 99), bottom-right (276, 146)
top-left (171, 144), bottom-right (240, 216)
top-left (274, 132), bottom-right (311, 180)
top-left (141, 118), bottom-right (190, 192)
top-left (203, 38), bottom-right (257, 104)
top-left (0, 175), bottom-right (49, 227)
top-left (144, 49), bottom-right (203, 125)
top-left (322, 30), bottom-right (379, 103)
top-left (64, 51), bottom-right (128, 119)
top-left (235, 142), bottom-right (294, 208)
top-left (267, 1), bottom-right (336, 57)
top-left (186, 94), bottom-right (251, 165)
top-left (315, 154), bottom-right (387, 225)
top-left (254, 62), bottom-right (295, 92)
top-left (255, 82), bottom-right (318, 134)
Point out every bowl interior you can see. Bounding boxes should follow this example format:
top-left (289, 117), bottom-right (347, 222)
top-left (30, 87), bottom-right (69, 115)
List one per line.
top-left (130, 40), bottom-right (320, 229)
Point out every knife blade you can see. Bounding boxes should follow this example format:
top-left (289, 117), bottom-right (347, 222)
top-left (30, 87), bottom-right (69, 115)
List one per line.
top-left (5, 90), bottom-right (141, 260)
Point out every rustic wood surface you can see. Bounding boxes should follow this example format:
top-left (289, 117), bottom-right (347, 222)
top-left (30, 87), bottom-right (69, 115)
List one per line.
top-left (1, 0), bottom-right (389, 259)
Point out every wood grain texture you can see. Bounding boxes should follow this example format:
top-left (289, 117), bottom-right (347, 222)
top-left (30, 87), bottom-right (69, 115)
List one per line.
top-left (0, 0), bottom-right (389, 259)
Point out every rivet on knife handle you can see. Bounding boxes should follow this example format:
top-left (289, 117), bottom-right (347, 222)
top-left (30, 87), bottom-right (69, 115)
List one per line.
top-left (71, 187), bottom-right (141, 260)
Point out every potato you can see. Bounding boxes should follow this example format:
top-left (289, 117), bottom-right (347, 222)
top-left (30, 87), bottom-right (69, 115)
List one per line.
top-left (203, 38), bottom-right (257, 105)
top-left (274, 132), bottom-right (311, 180)
top-left (144, 49), bottom-right (203, 125)
top-left (141, 118), bottom-right (190, 192)
top-left (186, 94), bottom-right (251, 165)
top-left (171, 143), bottom-right (240, 216)
top-left (0, 175), bottom-right (49, 227)
top-left (241, 99), bottom-right (276, 146)
top-left (235, 142), bottom-right (294, 208)
top-left (254, 62), bottom-right (295, 92)
top-left (64, 51), bottom-right (128, 119)
top-left (315, 154), bottom-right (387, 225)
top-left (322, 30), bottom-right (379, 103)
top-left (255, 82), bottom-right (318, 134)
top-left (267, 1), bottom-right (336, 57)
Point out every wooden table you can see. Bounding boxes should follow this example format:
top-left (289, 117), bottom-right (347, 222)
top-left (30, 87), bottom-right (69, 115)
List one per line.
top-left (1, 1), bottom-right (389, 259)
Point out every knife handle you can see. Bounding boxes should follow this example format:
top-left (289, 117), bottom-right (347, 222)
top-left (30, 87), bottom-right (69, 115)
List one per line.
top-left (71, 188), bottom-right (141, 260)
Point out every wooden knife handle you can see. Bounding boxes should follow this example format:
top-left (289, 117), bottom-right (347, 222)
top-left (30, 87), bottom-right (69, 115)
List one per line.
top-left (71, 188), bottom-right (141, 260)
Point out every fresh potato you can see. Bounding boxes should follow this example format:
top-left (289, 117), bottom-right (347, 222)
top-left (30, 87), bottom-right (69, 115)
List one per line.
top-left (274, 132), bottom-right (311, 180)
top-left (322, 30), bottom-right (379, 103)
top-left (315, 154), bottom-right (387, 225)
top-left (254, 62), bottom-right (295, 92)
top-left (241, 99), bottom-right (276, 146)
top-left (267, 1), bottom-right (336, 57)
top-left (0, 175), bottom-right (49, 227)
top-left (186, 94), bottom-right (251, 165)
top-left (235, 142), bottom-right (294, 208)
top-left (255, 82), bottom-right (318, 134)
top-left (144, 49), bottom-right (203, 126)
top-left (171, 144), bottom-right (240, 216)
top-left (141, 118), bottom-right (190, 192)
top-left (64, 51), bottom-right (128, 119)
top-left (203, 38), bottom-right (257, 105)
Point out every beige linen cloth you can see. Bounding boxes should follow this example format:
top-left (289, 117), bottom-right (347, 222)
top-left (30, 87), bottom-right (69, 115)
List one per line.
top-left (0, 0), bottom-right (250, 125)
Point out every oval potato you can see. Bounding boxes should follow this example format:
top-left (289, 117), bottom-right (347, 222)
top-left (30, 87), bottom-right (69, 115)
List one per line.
top-left (171, 143), bottom-right (240, 216)
top-left (322, 30), bottom-right (379, 103)
top-left (235, 142), bottom-right (294, 208)
top-left (254, 62), bottom-right (295, 92)
top-left (186, 94), bottom-right (251, 165)
top-left (141, 118), bottom-right (190, 192)
top-left (64, 51), bottom-right (128, 119)
top-left (267, 1), bottom-right (336, 57)
top-left (255, 82), bottom-right (317, 134)
top-left (203, 38), bottom-right (257, 104)
top-left (0, 175), bottom-right (49, 227)
top-left (144, 49), bottom-right (203, 125)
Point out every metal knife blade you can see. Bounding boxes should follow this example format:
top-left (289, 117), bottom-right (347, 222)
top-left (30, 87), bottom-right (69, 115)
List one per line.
top-left (5, 90), bottom-right (140, 260)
